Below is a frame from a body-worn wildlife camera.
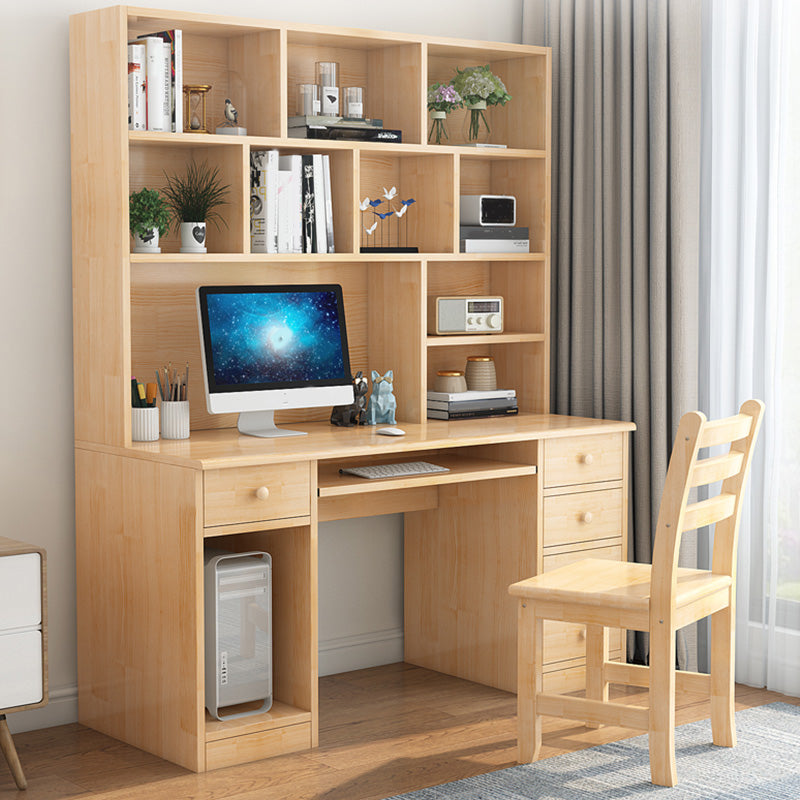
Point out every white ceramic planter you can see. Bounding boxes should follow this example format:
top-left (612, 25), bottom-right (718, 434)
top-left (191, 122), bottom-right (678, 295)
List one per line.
top-left (132, 229), bottom-right (161, 254)
top-left (180, 221), bottom-right (207, 253)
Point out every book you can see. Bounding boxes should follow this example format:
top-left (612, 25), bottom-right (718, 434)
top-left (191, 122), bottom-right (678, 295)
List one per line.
top-left (138, 30), bottom-right (183, 132)
top-left (127, 44), bottom-right (146, 131)
top-left (250, 150), bottom-right (279, 253)
top-left (278, 155), bottom-right (303, 253)
top-left (459, 225), bottom-right (529, 239)
top-left (312, 154), bottom-right (327, 253)
top-left (427, 406), bottom-right (519, 420)
top-left (277, 168), bottom-right (293, 254)
top-left (301, 154), bottom-right (316, 253)
top-left (427, 397), bottom-right (518, 413)
top-left (288, 115), bottom-right (384, 129)
top-left (426, 388), bottom-right (516, 403)
top-left (140, 37), bottom-right (169, 131)
top-left (322, 154), bottom-right (335, 253)
top-left (460, 239), bottom-right (529, 253)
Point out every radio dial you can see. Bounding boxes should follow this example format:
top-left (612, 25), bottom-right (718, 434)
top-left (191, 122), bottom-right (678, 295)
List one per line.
top-left (467, 317), bottom-right (475, 325)
top-left (487, 314), bottom-right (500, 329)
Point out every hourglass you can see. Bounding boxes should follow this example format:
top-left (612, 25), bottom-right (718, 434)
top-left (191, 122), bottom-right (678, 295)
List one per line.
top-left (183, 84), bottom-right (212, 133)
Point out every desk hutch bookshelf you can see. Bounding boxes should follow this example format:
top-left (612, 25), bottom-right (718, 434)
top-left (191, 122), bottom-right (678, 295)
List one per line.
top-left (70, 6), bottom-right (634, 772)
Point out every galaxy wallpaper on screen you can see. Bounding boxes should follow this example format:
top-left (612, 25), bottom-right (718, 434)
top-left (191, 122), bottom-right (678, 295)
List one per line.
top-left (206, 290), bottom-right (346, 387)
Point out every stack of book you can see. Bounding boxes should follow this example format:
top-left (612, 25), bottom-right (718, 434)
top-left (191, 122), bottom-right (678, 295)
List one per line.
top-left (250, 150), bottom-right (334, 254)
top-left (459, 226), bottom-right (529, 254)
top-left (288, 115), bottom-right (402, 143)
top-left (128, 29), bottom-right (182, 132)
top-left (427, 389), bottom-right (518, 420)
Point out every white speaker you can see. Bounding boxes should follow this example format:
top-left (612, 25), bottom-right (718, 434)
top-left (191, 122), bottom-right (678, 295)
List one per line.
top-left (205, 550), bottom-right (272, 720)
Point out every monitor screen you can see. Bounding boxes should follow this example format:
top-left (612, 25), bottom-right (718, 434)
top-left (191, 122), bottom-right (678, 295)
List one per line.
top-left (198, 285), bottom-right (352, 394)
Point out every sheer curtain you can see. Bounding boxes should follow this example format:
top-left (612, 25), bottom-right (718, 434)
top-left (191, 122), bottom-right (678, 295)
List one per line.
top-left (699, 0), bottom-right (800, 695)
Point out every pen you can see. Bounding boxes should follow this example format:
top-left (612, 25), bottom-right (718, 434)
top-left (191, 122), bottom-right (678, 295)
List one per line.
top-left (131, 377), bottom-right (140, 408)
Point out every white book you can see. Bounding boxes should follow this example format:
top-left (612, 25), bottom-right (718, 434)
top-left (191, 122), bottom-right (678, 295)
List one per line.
top-left (277, 169), bottom-right (292, 253)
top-left (312, 154), bottom-right (327, 253)
top-left (426, 389), bottom-right (516, 402)
top-left (250, 149), bottom-right (279, 254)
top-left (141, 37), bottom-right (168, 131)
top-left (460, 238), bottom-right (530, 253)
top-left (127, 44), bottom-right (146, 131)
top-left (322, 154), bottom-right (335, 253)
top-left (278, 155), bottom-right (303, 253)
top-left (138, 30), bottom-right (182, 132)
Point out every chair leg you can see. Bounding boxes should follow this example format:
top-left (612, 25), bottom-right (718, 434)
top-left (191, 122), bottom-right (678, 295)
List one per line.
top-left (517, 602), bottom-right (543, 763)
top-left (585, 624), bottom-right (609, 729)
top-left (648, 622), bottom-right (677, 787)
top-left (0, 715), bottom-right (27, 790)
top-left (710, 605), bottom-right (736, 747)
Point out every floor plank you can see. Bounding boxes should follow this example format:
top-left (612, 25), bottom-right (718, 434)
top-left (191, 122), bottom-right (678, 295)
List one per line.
top-left (0, 664), bottom-right (796, 800)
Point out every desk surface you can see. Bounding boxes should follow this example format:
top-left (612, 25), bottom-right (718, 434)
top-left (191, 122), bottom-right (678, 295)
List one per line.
top-left (76, 413), bottom-right (636, 470)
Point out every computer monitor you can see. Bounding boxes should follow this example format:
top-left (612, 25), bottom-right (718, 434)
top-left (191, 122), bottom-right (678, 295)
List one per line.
top-left (197, 284), bottom-right (354, 438)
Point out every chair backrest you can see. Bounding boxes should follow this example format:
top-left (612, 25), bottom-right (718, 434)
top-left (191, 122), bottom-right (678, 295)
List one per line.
top-left (650, 399), bottom-right (765, 617)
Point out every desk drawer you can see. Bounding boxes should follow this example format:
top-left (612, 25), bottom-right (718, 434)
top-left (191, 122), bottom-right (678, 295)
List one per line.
top-left (204, 464), bottom-right (310, 528)
top-left (543, 433), bottom-right (623, 488)
top-left (543, 487), bottom-right (622, 548)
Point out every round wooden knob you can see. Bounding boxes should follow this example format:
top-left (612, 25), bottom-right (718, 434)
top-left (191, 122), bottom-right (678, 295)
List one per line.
top-left (581, 453), bottom-right (594, 465)
top-left (580, 627), bottom-right (586, 639)
top-left (255, 486), bottom-right (270, 501)
top-left (581, 511), bottom-right (593, 524)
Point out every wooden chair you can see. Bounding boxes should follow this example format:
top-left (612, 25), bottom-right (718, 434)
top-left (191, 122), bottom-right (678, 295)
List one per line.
top-left (508, 400), bottom-right (764, 786)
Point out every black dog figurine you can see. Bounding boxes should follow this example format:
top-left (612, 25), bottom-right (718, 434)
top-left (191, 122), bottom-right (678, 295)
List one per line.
top-left (330, 371), bottom-right (369, 427)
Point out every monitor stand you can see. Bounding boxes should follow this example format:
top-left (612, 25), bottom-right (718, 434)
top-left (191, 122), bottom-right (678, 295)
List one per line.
top-left (237, 410), bottom-right (308, 438)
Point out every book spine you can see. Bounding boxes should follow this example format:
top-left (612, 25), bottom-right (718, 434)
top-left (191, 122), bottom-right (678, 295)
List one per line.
top-left (127, 44), bottom-right (146, 131)
top-left (301, 155), bottom-right (316, 253)
top-left (141, 37), bottom-right (167, 131)
top-left (160, 40), bottom-right (171, 131)
top-left (277, 169), bottom-right (292, 253)
top-left (266, 149), bottom-right (279, 254)
top-left (460, 239), bottom-right (529, 253)
top-left (426, 389), bottom-right (516, 402)
top-left (427, 407), bottom-right (520, 420)
top-left (279, 155), bottom-right (303, 253)
top-left (427, 399), bottom-right (518, 412)
top-left (323, 154), bottom-right (335, 253)
top-left (312, 154), bottom-right (327, 253)
top-left (250, 151), bottom-right (267, 253)
top-left (459, 225), bottom-right (529, 239)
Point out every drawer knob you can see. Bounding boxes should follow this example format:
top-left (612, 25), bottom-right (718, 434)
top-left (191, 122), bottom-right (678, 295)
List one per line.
top-left (581, 453), bottom-right (594, 465)
top-left (581, 511), bottom-right (593, 524)
top-left (255, 486), bottom-right (270, 501)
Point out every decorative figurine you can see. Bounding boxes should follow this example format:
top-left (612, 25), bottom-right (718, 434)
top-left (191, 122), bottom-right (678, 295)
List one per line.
top-left (330, 371), bottom-right (369, 427)
top-left (216, 97), bottom-right (247, 135)
top-left (359, 189), bottom-right (417, 253)
top-left (366, 370), bottom-right (397, 426)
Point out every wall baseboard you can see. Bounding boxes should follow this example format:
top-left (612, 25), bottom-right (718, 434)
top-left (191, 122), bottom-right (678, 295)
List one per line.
top-left (319, 627), bottom-right (404, 677)
top-left (6, 686), bottom-right (78, 734)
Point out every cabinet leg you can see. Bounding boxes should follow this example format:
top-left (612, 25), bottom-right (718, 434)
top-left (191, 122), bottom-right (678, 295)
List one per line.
top-left (0, 715), bottom-right (27, 790)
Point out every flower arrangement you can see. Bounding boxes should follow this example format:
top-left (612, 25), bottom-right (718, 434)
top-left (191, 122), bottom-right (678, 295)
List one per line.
top-left (427, 82), bottom-right (462, 145)
top-left (452, 65), bottom-right (511, 141)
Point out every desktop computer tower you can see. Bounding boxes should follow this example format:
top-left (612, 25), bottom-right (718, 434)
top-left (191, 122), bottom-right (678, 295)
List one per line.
top-left (204, 550), bottom-right (273, 720)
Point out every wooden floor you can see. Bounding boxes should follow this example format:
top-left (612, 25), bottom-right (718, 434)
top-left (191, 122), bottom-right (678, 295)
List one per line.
top-left (1, 664), bottom-right (796, 800)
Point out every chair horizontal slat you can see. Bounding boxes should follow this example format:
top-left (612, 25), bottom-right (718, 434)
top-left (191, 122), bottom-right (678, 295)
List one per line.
top-left (699, 414), bottom-right (752, 448)
top-left (536, 692), bottom-right (649, 730)
top-left (682, 493), bottom-right (736, 531)
top-left (603, 661), bottom-right (711, 693)
top-left (690, 452), bottom-right (744, 487)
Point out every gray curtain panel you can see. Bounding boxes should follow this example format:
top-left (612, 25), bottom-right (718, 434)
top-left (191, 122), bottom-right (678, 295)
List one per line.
top-left (522, 0), bottom-right (701, 668)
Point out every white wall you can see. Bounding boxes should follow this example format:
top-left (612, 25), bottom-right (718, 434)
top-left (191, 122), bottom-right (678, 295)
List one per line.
top-left (1, 0), bottom-right (522, 733)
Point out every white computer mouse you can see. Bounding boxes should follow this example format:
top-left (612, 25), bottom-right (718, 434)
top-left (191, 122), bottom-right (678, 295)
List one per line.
top-left (376, 427), bottom-right (406, 436)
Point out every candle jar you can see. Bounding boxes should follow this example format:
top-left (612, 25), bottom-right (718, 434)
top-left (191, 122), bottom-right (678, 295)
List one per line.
top-left (434, 370), bottom-right (467, 393)
top-left (298, 83), bottom-right (320, 116)
top-left (343, 87), bottom-right (364, 118)
top-left (315, 61), bottom-right (340, 115)
top-left (465, 356), bottom-right (497, 391)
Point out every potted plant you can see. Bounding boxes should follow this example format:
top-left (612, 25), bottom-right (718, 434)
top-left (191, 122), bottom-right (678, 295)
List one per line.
top-left (451, 65), bottom-right (511, 144)
top-left (129, 187), bottom-right (170, 254)
top-left (427, 82), bottom-right (462, 145)
top-left (162, 160), bottom-right (230, 254)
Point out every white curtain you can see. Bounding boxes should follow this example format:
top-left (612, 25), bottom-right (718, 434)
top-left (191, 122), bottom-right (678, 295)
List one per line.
top-left (700, 0), bottom-right (800, 695)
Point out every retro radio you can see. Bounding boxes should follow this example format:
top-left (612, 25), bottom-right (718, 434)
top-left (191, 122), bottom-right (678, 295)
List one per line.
top-left (428, 296), bottom-right (504, 335)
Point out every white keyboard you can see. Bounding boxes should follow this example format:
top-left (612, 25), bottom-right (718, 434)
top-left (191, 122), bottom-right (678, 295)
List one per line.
top-left (339, 461), bottom-right (450, 480)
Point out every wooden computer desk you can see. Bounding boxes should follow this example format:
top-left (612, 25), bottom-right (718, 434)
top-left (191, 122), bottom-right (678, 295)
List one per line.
top-left (75, 413), bottom-right (633, 772)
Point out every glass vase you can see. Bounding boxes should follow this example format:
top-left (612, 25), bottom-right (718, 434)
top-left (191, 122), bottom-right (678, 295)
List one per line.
top-left (429, 110), bottom-right (448, 145)
top-left (464, 100), bottom-right (490, 144)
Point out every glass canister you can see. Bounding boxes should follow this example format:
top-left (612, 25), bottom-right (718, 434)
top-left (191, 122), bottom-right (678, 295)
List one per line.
top-left (316, 61), bottom-right (340, 115)
top-left (464, 356), bottom-right (497, 391)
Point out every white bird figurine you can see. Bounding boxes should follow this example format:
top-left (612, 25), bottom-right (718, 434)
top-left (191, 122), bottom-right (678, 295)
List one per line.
top-left (382, 186), bottom-right (397, 201)
top-left (224, 98), bottom-right (238, 126)
top-left (396, 204), bottom-right (408, 218)
top-left (359, 197), bottom-right (371, 211)
top-left (364, 221), bottom-right (378, 235)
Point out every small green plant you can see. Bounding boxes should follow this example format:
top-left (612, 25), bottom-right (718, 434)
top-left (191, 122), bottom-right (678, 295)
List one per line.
top-left (129, 187), bottom-right (171, 239)
top-left (162, 160), bottom-right (230, 231)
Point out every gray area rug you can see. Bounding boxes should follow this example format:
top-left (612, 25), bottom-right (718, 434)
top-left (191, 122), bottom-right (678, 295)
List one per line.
top-left (385, 702), bottom-right (800, 799)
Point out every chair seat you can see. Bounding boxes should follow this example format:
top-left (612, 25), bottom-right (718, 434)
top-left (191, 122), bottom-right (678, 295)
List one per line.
top-left (509, 559), bottom-right (732, 617)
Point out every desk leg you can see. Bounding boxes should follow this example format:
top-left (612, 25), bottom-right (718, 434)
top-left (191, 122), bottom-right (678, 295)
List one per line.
top-left (0, 715), bottom-right (27, 790)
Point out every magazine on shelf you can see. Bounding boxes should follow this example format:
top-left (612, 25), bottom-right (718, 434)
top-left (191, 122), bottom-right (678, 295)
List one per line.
top-left (138, 29), bottom-right (182, 132)
top-left (427, 406), bottom-right (519, 421)
top-left (127, 44), bottom-right (146, 131)
top-left (301, 155), bottom-right (316, 253)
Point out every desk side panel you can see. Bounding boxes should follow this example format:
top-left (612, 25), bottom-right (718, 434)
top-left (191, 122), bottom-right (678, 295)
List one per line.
top-left (405, 473), bottom-right (538, 692)
top-left (75, 449), bottom-right (204, 771)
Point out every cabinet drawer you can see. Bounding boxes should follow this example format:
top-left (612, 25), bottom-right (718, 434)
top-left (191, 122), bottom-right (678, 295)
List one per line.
top-left (0, 630), bottom-right (43, 708)
top-left (205, 722), bottom-right (311, 770)
top-left (0, 553), bottom-right (41, 629)
top-left (543, 543), bottom-right (623, 667)
top-left (543, 487), bottom-right (622, 548)
top-left (544, 433), bottom-right (623, 488)
top-left (204, 464), bottom-right (310, 528)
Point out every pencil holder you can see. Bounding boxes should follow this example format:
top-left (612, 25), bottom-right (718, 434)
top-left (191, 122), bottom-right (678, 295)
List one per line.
top-left (161, 400), bottom-right (190, 440)
top-left (131, 406), bottom-right (159, 442)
